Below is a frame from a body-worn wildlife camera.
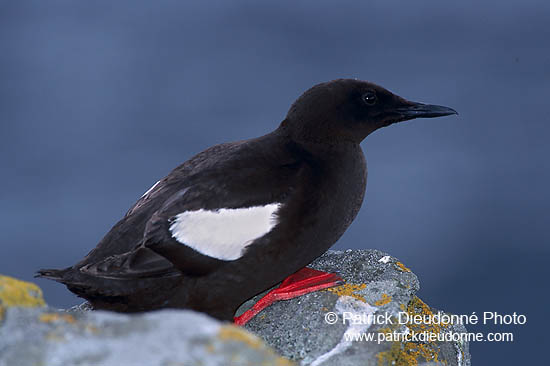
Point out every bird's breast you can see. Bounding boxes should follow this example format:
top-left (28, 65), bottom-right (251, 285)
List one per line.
top-left (269, 144), bottom-right (367, 263)
top-left (319, 146), bottom-right (367, 239)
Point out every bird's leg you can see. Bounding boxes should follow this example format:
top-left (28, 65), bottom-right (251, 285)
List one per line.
top-left (233, 267), bottom-right (343, 326)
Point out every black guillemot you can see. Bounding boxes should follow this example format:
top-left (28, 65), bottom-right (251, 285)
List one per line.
top-left (37, 79), bottom-right (456, 324)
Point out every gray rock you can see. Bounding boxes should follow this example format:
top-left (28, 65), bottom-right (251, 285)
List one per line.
top-left (1, 250), bottom-right (471, 366)
top-left (239, 250), bottom-right (471, 366)
top-left (0, 307), bottom-right (294, 366)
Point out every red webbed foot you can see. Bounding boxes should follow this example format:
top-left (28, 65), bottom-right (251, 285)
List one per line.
top-left (234, 267), bottom-right (344, 326)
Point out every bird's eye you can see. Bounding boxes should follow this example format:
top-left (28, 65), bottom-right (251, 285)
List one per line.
top-left (362, 92), bottom-right (377, 105)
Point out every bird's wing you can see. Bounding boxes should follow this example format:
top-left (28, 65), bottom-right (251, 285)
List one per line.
top-left (81, 137), bottom-right (303, 278)
top-left (142, 173), bottom-right (294, 275)
top-left (78, 182), bottom-right (289, 279)
top-left (79, 246), bottom-right (180, 280)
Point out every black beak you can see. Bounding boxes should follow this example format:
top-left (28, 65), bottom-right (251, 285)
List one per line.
top-left (394, 102), bottom-right (457, 121)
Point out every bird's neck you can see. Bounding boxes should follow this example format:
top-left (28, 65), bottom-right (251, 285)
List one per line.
top-left (276, 118), bottom-right (360, 150)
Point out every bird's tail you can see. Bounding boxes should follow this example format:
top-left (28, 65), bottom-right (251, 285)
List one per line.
top-left (35, 268), bottom-right (70, 282)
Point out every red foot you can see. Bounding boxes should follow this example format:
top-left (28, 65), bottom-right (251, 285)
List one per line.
top-left (233, 267), bottom-right (344, 326)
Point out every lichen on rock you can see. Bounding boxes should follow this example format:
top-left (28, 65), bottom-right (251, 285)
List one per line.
top-left (0, 307), bottom-right (295, 366)
top-left (0, 275), bottom-right (45, 321)
top-left (0, 250), bottom-right (471, 366)
top-left (240, 250), bottom-right (471, 366)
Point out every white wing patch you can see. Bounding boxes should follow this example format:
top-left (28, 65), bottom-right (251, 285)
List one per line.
top-left (169, 203), bottom-right (281, 261)
top-left (141, 180), bottom-right (161, 198)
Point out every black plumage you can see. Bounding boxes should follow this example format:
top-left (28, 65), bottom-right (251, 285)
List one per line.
top-left (37, 79), bottom-right (456, 320)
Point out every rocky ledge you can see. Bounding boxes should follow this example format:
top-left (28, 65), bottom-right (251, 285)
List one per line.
top-left (0, 250), bottom-right (470, 366)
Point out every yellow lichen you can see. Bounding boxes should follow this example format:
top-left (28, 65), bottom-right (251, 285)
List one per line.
top-left (324, 283), bottom-right (367, 302)
top-left (395, 262), bottom-right (411, 273)
top-left (406, 296), bottom-right (450, 334)
top-left (205, 343), bottom-right (215, 354)
top-left (39, 313), bottom-right (76, 324)
top-left (45, 331), bottom-right (66, 342)
top-left (375, 293), bottom-right (392, 306)
top-left (377, 341), bottom-right (421, 366)
top-left (0, 275), bottom-right (46, 320)
top-left (376, 296), bottom-right (449, 366)
top-left (218, 325), bottom-right (264, 350)
top-left (274, 357), bottom-right (295, 365)
top-left (217, 325), bottom-right (294, 365)
top-left (84, 324), bottom-right (99, 334)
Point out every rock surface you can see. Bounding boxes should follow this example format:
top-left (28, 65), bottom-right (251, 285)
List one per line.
top-left (0, 276), bottom-right (292, 366)
top-left (0, 275), bottom-right (46, 321)
top-left (238, 250), bottom-right (471, 366)
top-left (0, 250), bottom-right (471, 366)
top-left (0, 307), bottom-right (292, 366)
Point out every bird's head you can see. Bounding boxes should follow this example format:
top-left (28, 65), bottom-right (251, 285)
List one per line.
top-left (283, 79), bottom-right (457, 144)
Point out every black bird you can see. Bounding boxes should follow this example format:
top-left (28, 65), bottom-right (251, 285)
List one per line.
top-left (37, 79), bottom-right (456, 323)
